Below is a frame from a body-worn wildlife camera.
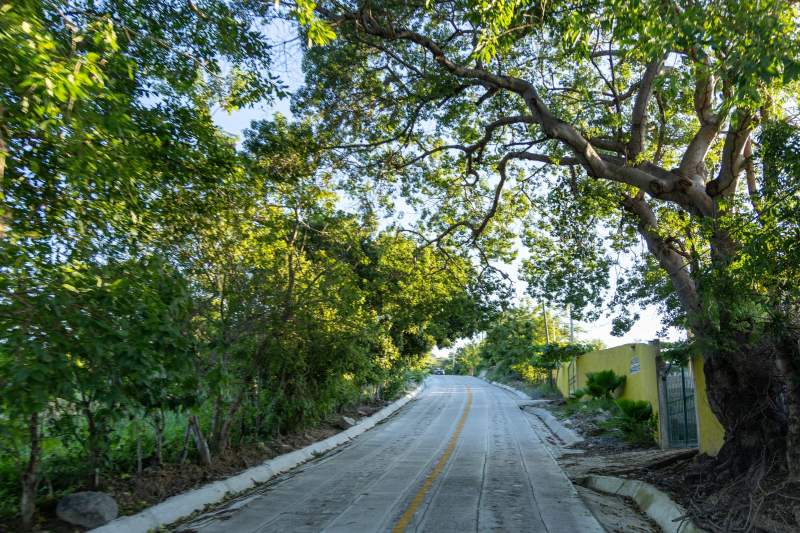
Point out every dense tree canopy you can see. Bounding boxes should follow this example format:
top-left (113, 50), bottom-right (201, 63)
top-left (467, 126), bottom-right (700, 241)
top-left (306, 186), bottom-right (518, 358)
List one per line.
top-left (0, 4), bottom-right (501, 527)
top-left (295, 0), bottom-right (800, 485)
top-left (2, 0), bottom-right (800, 530)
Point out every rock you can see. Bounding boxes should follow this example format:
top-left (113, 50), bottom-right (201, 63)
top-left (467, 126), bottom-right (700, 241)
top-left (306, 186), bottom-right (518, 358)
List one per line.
top-left (338, 416), bottom-right (356, 429)
top-left (56, 491), bottom-right (118, 528)
top-left (357, 408), bottom-right (370, 416)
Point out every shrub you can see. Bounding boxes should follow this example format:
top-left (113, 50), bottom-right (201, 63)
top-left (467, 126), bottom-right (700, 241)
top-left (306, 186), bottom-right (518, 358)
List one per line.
top-left (608, 399), bottom-right (657, 446)
top-left (584, 370), bottom-right (626, 399)
top-left (616, 399), bottom-right (652, 421)
top-left (570, 388), bottom-right (587, 400)
top-left (511, 362), bottom-right (551, 385)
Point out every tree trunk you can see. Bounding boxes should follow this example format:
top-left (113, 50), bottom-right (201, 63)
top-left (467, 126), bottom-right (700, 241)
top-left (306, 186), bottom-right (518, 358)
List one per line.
top-left (84, 407), bottom-right (101, 489)
top-left (136, 420), bottom-right (143, 475)
top-left (703, 346), bottom-right (787, 476)
top-left (189, 415), bottom-right (212, 466)
top-left (775, 342), bottom-right (800, 480)
top-left (179, 419), bottom-right (192, 464)
top-left (20, 412), bottom-right (39, 531)
top-left (211, 393), bottom-right (224, 450)
top-left (542, 303), bottom-right (550, 344)
top-left (0, 105), bottom-right (9, 239)
top-left (217, 388), bottom-right (246, 454)
top-left (253, 381), bottom-right (264, 437)
top-left (153, 410), bottom-right (164, 466)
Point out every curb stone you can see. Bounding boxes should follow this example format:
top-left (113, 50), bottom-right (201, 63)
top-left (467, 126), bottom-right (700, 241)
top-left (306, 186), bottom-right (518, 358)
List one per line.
top-left (485, 379), bottom-right (531, 400)
top-left (90, 379), bottom-right (428, 533)
top-left (581, 475), bottom-right (707, 533)
top-left (526, 406), bottom-right (584, 446)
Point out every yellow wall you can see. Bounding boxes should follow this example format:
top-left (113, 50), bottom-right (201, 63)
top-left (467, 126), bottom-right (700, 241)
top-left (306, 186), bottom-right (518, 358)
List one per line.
top-left (691, 355), bottom-right (726, 456)
top-left (555, 343), bottom-right (727, 456)
top-left (557, 343), bottom-right (662, 427)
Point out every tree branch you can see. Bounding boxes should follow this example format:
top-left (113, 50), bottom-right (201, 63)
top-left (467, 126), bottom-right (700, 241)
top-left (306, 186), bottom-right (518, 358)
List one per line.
top-left (325, 7), bottom-right (715, 216)
top-left (622, 196), bottom-right (701, 315)
top-left (628, 57), bottom-right (665, 161)
top-left (678, 70), bottom-right (725, 178)
top-left (706, 109), bottom-right (753, 197)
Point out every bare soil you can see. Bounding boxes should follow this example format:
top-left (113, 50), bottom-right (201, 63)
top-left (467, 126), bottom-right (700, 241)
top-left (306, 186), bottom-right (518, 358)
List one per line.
top-left (536, 399), bottom-right (800, 533)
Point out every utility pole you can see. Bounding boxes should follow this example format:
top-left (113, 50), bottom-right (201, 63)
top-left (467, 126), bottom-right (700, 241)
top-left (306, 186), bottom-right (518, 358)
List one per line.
top-left (568, 303), bottom-right (574, 343)
top-left (543, 302), bottom-right (550, 345)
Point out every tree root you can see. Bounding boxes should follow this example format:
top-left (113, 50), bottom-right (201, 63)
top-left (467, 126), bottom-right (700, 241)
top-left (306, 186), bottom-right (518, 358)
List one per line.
top-left (685, 454), bottom-right (799, 532)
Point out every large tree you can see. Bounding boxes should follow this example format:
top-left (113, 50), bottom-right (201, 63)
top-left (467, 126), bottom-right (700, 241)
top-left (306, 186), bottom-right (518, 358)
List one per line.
top-left (296, 0), bottom-right (800, 482)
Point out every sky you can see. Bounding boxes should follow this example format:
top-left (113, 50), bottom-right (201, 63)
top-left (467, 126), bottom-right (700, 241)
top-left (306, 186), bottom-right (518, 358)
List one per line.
top-left (209, 30), bottom-right (681, 353)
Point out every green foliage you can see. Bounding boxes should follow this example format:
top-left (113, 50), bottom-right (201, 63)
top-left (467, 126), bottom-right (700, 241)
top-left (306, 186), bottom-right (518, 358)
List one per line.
top-left (560, 397), bottom-right (656, 447)
top-left (452, 342), bottom-right (482, 376)
top-left (1, 66), bottom-right (495, 521)
top-left (584, 370), bottom-right (626, 400)
top-left (475, 306), bottom-right (600, 392)
top-left (608, 400), bottom-right (657, 447)
top-left (478, 305), bottom-right (567, 369)
top-left (570, 388), bottom-right (586, 401)
top-left (2, 0), bottom-right (798, 523)
top-left (615, 399), bottom-right (653, 422)
top-left (539, 342), bottom-right (600, 366)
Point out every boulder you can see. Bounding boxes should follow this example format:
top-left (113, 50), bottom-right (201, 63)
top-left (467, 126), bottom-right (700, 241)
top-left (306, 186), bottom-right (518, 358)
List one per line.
top-left (338, 416), bottom-right (356, 429)
top-left (56, 491), bottom-right (118, 529)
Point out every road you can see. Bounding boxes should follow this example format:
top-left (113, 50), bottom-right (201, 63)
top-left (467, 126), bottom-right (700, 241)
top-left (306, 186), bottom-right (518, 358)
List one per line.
top-left (180, 376), bottom-right (603, 533)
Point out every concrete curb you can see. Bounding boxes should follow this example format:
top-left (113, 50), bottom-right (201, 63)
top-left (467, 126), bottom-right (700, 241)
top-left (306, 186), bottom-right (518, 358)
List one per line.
top-left (481, 379), bottom-right (583, 446)
top-left (526, 406), bottom-right (584, 447)
top-left (487, 379), bottom-right (531, 400)
top-left (581, 475), bottom-right (706, 533)
top-left (91, 380), bottom-right (428, 533)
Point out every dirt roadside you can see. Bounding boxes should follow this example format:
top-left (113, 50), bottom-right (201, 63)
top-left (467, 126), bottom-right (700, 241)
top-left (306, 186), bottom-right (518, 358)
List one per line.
top-left (9, 398), bottom-right (393, 533)
top-left (521, 399), bottom-right (698, 533)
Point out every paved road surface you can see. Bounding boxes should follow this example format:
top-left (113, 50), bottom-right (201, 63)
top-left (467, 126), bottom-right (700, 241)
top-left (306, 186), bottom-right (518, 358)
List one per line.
top-left (181, 376), bottom-right (602, 532)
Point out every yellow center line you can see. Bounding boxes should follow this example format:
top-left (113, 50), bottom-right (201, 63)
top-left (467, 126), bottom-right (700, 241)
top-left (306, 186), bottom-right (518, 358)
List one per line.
top-left (392, 387), bottom-right (473, 533)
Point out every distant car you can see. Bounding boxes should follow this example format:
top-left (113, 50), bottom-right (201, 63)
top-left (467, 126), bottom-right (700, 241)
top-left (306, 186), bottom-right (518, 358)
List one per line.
top-left (433, 368), bottom-right (445, 375)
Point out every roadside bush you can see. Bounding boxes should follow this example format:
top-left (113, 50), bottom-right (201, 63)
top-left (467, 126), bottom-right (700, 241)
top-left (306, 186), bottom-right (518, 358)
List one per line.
top-left (559, 396), bottom-right (657, 447)
top-left (606, 399), bottom-right (657, 447)
top-left (584, 370), bottom-right (626, 399)
top-left (570, 388), bottom-right (587, 400)
top-left (562, 397), bottom-right (617, 418)
top-left (616, 399), bottom-right (652, 421)
top-left (511, 362), bottom-right (551, 385)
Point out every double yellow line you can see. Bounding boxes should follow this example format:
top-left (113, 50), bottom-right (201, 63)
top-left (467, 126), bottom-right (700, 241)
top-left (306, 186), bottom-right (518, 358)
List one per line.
top-left (392, 388), bottom-right (473, 532)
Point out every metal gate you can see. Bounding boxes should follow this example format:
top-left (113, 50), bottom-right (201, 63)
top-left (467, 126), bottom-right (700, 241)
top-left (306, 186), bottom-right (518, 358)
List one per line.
top-left (568, 358), bottom-right (577, 396)
top-left (663, 364), bottom-right (698, 448)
